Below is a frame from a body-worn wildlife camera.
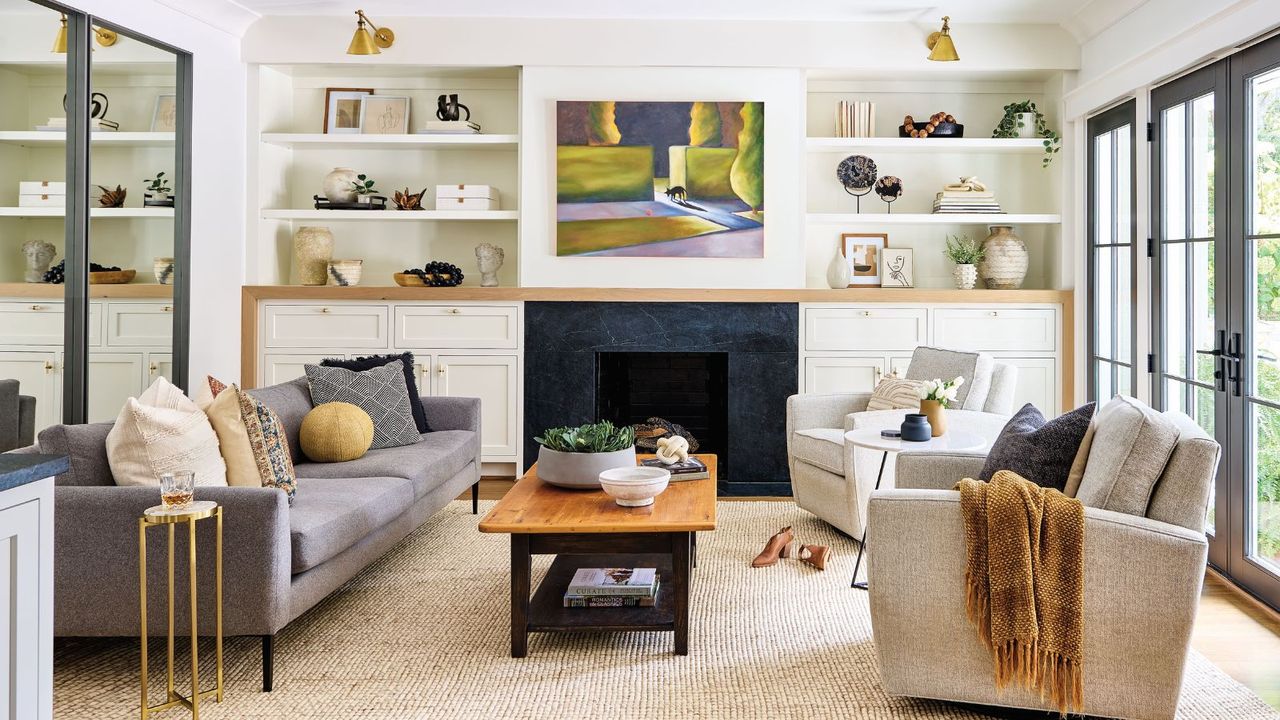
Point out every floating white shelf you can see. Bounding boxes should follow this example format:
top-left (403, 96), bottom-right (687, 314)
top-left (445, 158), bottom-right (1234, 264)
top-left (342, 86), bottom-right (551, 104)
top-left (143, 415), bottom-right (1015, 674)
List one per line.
top-left (0, 131), bottom-right (175, 147)
top-left (260, 209), bottom-right (519, 221)
top-left (259, 133), bottom-right (519, 150)
top-left (806, 137), bottom-right (1049, 153)
top-left (806, 213), bottom-right (1061, 225)
top-left (0, 207), bottom-right (174, 218)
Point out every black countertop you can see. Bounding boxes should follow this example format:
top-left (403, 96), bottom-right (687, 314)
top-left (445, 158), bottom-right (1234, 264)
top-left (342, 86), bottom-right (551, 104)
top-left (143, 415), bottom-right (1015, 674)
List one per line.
top-left (0, 454), bottom-right (68, 492)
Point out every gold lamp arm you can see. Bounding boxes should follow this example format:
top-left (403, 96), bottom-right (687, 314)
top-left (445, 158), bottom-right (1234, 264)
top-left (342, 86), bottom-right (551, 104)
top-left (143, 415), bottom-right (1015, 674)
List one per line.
top-left (355, 9), bottom-right (395, 49)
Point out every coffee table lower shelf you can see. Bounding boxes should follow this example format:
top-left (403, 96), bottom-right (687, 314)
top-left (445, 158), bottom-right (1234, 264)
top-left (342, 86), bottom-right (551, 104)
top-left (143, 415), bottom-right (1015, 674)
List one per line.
top-left (528, 554), bottom-right (675, 633)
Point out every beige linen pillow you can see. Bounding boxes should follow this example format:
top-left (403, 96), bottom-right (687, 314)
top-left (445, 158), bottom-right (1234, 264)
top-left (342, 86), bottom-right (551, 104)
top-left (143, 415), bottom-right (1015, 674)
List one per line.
top-left (204, 382), bottom-right (262, 487)
top-left (106, 376), bottom-right (228, 487)
top-left (1074, 395), bottom-right (1179, 516)
top-left (866, 378), bottom-right (926, 411)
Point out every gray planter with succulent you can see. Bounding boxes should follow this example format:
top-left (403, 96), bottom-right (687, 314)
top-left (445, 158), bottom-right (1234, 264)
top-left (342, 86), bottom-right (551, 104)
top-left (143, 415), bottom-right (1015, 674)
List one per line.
top-left (534, 421), bottom-right (637, 489)
top-left (944, 234), bottom-right (984, 290)
top-left (992, 100), bottom-right (1061, 167)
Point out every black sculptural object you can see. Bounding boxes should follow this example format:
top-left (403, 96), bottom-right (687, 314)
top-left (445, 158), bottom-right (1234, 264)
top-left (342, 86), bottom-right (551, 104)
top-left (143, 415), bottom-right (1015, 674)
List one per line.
top-left (436, 94), bottom-right (471, 122)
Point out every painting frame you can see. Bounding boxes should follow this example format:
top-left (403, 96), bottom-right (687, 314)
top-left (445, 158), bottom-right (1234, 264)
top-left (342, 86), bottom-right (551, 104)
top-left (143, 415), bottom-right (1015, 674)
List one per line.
top-left (881, 247), bottom-right (915, 288)
top-left (359, 95), bottom-right (411, 135)
top-left (841, 233), bottom-right (888, 286)
top-left (323, 87), bottom-right (373, 134)
top-left (150, 94), bottom-right (177, 132)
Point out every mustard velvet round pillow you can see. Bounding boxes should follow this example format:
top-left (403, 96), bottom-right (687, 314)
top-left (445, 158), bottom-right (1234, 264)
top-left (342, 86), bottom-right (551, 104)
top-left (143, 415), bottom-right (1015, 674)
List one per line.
top-left (300, 402), bottom-right (374, 463)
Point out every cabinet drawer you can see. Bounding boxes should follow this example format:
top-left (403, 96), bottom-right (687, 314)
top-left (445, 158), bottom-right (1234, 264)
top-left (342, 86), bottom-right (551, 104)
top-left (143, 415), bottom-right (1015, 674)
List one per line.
top-left (932, 308), bottom-right (1056, 353)
top-left (803, 356), bottom-right (884, 395)
top-left (260, 353), bottom-right (342, 387)
top-left (803, 307), bottom-right (927, 352)
top-left (0, 302), bottom-right (100, 346)
top-left (393, 305), bottom-right (517, 349)
top-left (106, 303), bottom-right (173, 346)
top-left (263, 304), bottom-right (388, 349)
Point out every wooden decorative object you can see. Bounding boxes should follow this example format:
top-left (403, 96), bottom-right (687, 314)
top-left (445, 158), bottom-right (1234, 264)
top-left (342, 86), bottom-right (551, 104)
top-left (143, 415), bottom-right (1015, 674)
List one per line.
top-left (96, 185), bottom-right (127, 208)
top-left (392, 187), bottom-right (427, 210)
top-left (88, 269), bottom-right (136, 284)
top-left (393, 272), bottom-right (427, 287)
top-left (899, 112), bottom-right (963, 138)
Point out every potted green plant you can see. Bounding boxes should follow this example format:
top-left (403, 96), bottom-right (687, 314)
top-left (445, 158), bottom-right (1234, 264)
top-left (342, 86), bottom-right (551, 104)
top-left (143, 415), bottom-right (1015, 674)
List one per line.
top-left (992, 100), bottom-right (1061, 167)
top-left (944, 234), bottom-right (985, 290)
top-left (350, 173), bottom-right (378, 204)
top-left (534, 421), bottom-right (637, 489)
top-left (143, 171), bottom-right (173, 207)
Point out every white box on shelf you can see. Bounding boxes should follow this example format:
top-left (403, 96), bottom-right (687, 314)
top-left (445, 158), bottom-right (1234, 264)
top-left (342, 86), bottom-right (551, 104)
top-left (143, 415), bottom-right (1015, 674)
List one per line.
top-left (19, 181), bottom-right (66, 195)
top-left (435, 184), bottom-right (495, 200)
top-left (435, 197), bottom-right (499, 211)
top-left (18, 194), bottom-right (65, 208)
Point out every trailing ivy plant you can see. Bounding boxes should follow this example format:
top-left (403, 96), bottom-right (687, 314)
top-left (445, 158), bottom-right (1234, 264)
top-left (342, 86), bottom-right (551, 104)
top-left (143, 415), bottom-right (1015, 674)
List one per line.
top-left (535, 421), bottom-right (635, 453)
top-left (992, 100), bottom-right (1061, 168)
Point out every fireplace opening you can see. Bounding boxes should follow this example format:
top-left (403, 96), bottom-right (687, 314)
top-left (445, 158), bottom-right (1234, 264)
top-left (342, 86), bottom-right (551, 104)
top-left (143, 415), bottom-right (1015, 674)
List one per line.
top-left (596, 351), bottom-right (729, 476)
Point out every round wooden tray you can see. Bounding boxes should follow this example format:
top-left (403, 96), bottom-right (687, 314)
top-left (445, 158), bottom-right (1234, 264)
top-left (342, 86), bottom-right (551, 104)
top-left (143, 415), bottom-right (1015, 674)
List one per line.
top-left (393, 272), bottom-right (427, 287)
top-left (88, 269), bottom-right (136, 284)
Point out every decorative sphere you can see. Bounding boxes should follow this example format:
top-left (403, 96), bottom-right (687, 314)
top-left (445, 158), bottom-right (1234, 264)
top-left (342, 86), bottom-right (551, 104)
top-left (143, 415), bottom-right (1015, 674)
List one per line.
top-left (875, 175), bottom-right (904, 200)
top-left (300, 402), bottom-right (374, 463)
top-left (836, 155), bottom-right (877, 190)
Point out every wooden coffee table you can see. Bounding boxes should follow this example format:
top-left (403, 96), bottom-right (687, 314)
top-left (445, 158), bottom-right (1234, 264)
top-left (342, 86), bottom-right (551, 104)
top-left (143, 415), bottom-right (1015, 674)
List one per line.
top-left (479, 454), bottom-right (716, 657)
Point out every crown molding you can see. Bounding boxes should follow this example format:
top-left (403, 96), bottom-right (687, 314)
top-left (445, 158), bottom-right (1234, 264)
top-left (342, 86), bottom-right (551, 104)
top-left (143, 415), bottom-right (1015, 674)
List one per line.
top-left (1061, 0), bottom-right (1146, 43)
top-left (150, 0), bottom-right (260, 37)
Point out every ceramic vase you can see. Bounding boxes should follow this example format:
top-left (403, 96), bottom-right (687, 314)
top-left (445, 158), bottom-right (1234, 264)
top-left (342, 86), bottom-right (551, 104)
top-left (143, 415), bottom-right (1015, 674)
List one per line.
top-left (900, 413), bottom-right (932, 442)
top-left (327, 259), bottom-right (363, 287)
top-left (978, 225), bottom-right (1028, 289)
top-left (153, 257), bottom-right (175, 285)
top-left (322, 167), bottom-right (358, 204)
top-left (293, 226), bottom-right (334, 286)
top-left (1014, 112), bottom-right (1038, 138)
top-left (826, 248), bottom-right (851, 289)
top-left (953, 263), bottom-right (977, 290)
top-left (919, 399), bottom-right (947, 437)
top-left (536, 445), bottom-right (637, 489)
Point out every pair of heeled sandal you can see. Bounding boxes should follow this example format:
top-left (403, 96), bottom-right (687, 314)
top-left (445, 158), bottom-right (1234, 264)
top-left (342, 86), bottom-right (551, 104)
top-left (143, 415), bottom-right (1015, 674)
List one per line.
top-left (750, 526), bottom-right (831, 571)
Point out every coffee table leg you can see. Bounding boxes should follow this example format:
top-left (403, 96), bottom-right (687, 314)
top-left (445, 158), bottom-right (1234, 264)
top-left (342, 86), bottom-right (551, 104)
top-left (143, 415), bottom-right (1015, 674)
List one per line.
top-left (851, 451), bottom-right (889, 589)
top-left (672, 531), bottom-right (691, 655)
top-left (691, 532), bottom-right (698, 569)
top-left (510, 534), bottom-right (530, 658)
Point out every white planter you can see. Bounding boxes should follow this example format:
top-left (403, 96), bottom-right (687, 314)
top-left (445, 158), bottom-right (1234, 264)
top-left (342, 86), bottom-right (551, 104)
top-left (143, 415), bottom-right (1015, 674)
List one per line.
top-left (323, 167), bottom-right (358, 204)
top-left (536, 445), bottom-right (637, 489)
top-left (952, 264), bottom-right (977, 290)
top-left (1014, 112), bottom-right (1038, 139)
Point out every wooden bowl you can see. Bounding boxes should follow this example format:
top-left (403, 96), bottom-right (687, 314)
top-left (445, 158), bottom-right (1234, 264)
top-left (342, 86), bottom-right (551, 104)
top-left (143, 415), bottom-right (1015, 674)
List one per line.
top-left (393, 272), bottom-right (426, 287)
top-left (898, 121), bottom-right (964, 138)
top-left (88, 269), bottom-right (136, 284)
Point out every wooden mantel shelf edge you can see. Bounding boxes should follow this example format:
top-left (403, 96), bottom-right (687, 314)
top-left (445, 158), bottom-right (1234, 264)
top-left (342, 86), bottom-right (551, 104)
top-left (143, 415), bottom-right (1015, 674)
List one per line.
top-left (242, 286), bottom-right (1073, 304)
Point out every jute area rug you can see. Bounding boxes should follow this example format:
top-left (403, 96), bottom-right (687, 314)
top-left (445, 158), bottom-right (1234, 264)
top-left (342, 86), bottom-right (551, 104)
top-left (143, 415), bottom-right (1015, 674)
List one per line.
top-left (55, 500), bottom-right (1279, 719)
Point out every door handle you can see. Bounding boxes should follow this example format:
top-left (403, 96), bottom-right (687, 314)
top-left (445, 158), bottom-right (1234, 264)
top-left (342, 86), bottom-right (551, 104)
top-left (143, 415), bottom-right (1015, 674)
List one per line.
top-left (1224, 332), bottom-right (1244, 397)
top-left (1195, 330), bottom-right (1227, 391)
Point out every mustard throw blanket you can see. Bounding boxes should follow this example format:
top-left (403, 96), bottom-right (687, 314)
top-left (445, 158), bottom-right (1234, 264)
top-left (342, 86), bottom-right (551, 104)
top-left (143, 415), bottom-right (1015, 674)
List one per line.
top-left (958, 470), bottom-right (1085, 715)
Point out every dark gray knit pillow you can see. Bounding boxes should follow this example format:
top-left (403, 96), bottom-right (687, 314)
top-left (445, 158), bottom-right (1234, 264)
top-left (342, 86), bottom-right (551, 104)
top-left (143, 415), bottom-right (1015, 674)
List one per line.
top-left (304, 360), bottom-right (421, 450)
top-left (978, 402), bottom-right (1096, 490)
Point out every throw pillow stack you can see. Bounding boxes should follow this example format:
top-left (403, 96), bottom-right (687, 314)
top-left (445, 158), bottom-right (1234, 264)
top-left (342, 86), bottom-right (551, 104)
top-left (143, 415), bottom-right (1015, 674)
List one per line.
top-left (106, 376), bottom-right (228, 487)
top-left (195, 376), bottom-right (298, 503)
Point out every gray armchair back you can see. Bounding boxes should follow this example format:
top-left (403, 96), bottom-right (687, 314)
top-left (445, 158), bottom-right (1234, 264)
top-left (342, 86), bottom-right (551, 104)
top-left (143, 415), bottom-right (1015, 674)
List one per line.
top-left (0, 379), bottom-right (36, 453)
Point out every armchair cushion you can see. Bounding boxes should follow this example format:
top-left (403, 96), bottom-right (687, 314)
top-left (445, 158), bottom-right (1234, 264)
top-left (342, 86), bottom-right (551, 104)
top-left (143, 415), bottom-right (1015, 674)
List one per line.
top-left (905, 346), bottom-right (993, 411)
top-left (791, 428), bottom-right (845, 475)
top-left (1147, 411), bottom-right (1219, 532)
top-left (1076, 395), bottom-right (1179, 516)
top-left (978, 402), bottom-right (1094, 490)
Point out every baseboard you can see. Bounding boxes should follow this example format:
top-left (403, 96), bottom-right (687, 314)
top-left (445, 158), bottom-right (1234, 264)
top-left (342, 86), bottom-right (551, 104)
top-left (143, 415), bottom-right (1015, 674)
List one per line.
top-left (1205, 566), bottom-right (1280, 626)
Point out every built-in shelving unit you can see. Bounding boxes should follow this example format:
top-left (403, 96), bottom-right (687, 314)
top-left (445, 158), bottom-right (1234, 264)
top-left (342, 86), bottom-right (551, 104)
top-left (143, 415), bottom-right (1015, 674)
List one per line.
top-left (261, 209), bottom-right (519, 222)
top-left (807, 213), bottom-right (1062, 225)
top-left (0, 207), bottom-right (174, 218)
top-left (0, 131), bottom-right (175, 147)
top-left (805, 137), bottom-right (1048, 153)
top-left (0, 282), bottom-right (172, 298)
top-left (260, 133), bottom-right (518, 150)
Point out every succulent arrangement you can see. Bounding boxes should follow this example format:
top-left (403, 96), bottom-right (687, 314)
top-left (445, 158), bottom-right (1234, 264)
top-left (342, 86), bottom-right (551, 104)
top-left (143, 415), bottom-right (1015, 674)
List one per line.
top-left (943, 234), bottom-right (985, 264)
top-left (393, 187), bottom-right (427, 210)
top-left (535, 421), bottom-right (636, 454)
top-left (95, 184), bottom-right (127, 208)
top-left (399, 260), bottom-right (465, 287)
top-left (992, 100), bottom-right (1061, 167)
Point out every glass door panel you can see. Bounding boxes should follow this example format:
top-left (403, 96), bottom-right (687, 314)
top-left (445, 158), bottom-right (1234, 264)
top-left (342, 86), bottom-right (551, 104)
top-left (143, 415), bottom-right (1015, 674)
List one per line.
top-left (1087, 101), bottom-right (1137, 401)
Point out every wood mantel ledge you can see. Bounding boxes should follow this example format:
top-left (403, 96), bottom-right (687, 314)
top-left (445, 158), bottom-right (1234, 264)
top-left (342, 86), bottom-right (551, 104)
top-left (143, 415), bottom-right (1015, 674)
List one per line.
top-left (241, 286), bottom-right (1072, 304)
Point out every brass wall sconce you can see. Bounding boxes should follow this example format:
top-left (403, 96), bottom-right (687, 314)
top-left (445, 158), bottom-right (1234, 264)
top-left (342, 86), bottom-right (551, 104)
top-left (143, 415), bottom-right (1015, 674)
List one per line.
top-left (52, 14), bottom-right (119, 53)
top-left (347, 9), bottom-right (395, 55)
top-left (926, 16), bottom-right (959, 62)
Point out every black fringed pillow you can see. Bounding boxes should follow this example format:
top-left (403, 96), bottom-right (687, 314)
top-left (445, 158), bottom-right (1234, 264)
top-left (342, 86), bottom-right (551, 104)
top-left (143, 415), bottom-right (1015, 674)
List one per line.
top-left (978, 402), bottom-right (1096, 491)
top-left (320, 352), bottom-right (430, 433)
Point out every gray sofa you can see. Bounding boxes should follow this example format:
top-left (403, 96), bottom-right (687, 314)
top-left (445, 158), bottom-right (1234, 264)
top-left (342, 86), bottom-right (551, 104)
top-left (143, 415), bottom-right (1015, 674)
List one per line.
top-left (0, 379), bottom-right (36, 453)
top-left (9, 377), bottom-right (481, 692)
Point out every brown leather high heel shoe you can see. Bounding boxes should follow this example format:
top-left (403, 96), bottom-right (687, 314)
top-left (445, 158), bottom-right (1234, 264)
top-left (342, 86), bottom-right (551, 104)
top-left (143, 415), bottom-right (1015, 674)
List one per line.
top-left (751, 526), bottom-right (795, 568)
top-left (797, 544), bottom-right (831, 571)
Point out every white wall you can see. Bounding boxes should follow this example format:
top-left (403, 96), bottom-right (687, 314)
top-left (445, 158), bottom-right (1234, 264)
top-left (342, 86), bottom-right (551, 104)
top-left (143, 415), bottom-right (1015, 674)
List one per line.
top-left (60, 0), bottom-right (247, 383)
top-left (519, 66), bottom-right (803, 288)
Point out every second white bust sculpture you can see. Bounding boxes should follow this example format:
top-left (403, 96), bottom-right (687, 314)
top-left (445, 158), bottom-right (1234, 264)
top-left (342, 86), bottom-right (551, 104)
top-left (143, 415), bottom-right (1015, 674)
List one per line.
top-left (475, 243), bottom-right (504, 287)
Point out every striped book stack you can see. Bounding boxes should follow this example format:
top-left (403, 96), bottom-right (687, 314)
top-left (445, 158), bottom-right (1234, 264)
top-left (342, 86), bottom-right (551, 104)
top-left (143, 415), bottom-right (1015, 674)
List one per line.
top-left (933, 190), bottom-right (1004, 214)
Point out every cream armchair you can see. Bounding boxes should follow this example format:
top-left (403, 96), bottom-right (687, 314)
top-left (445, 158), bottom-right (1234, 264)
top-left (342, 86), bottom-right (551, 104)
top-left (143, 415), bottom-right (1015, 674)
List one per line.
top-left (785, 346), bottom-right (1017, 538)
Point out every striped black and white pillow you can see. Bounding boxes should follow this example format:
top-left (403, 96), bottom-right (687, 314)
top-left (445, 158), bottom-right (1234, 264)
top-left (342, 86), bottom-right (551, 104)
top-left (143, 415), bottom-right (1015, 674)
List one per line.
top-left (304, 360), bottom-right (421, 450)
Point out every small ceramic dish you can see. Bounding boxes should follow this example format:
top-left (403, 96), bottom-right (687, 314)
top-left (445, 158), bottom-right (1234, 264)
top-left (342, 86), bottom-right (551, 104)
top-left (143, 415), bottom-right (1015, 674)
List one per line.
top-left (598, 466), bottom-right (671, 507)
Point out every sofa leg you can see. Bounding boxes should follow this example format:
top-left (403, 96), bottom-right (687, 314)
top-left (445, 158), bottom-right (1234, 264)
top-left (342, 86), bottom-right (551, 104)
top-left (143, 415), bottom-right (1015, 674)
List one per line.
top-left (472, 481), bottom-right (479, 514)
top-left (262, 634), bottom-right (274, 692)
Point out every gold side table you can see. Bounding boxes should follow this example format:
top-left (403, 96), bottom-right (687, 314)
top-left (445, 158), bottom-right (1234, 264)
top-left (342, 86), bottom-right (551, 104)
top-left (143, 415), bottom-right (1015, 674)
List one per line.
top-left (139, 501), bottom-right (223, 719)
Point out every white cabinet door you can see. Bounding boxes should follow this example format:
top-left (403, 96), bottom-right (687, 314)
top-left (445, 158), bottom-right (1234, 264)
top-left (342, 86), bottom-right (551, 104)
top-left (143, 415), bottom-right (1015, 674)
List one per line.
top-left (261, 353), bottom-right (341, 387)
top-left (145, 353), bottom-right (174, 386)
top-left (87, 354), bottom-right (145, 423)
top-left (408, 354), bottom-right (433, 397)
top-left (803, 307), bottom-right (928, 352)
top-left (435, 355), bottom-right (517, 458)
top-left (263, 304), bottom-right (388, 349)
top-left (1001, 357), bottom-right (1058, 416)
top-left (0, 491), bottom-right (47, 720)
top-left (0, 303), bottom-right (100, 347)
top-left (105, 303), bottom-right (174, 347)
top-left (803, 356), bottom-right (885, 395)
top-left (0, 352), bottom-right (60, 434)
top-left (932, 308), bottom-right (1057, 353)
top-left (393, 306), bottom-right (518, 349)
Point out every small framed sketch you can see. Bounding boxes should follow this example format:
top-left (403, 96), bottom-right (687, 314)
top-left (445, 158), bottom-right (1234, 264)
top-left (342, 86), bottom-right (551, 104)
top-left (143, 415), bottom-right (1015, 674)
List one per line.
top-left (881, 248), bottom-right (915, 288)
top-left (323, 88), bottom-right (373, 134)
top-left (150, 94), bottom-right (177, 132)
top-left (360, 95), bottom-right (411, 134)
top-left (841, 233), bottom-right (888, 286)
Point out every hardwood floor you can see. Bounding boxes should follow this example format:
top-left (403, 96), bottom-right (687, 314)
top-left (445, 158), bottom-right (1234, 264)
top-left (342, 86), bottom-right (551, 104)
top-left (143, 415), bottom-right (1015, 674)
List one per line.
top-left (464, 480), bottom-right (1280, 709)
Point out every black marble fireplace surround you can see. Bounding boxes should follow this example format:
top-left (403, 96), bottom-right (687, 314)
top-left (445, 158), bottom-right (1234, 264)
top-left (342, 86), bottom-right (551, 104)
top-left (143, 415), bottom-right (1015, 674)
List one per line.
top-left (523, 302), bottom-right (798, 496)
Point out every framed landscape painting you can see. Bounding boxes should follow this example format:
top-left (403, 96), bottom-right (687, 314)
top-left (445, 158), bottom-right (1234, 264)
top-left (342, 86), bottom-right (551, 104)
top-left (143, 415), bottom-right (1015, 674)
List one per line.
top-left (555, 101), bottom-right (764, 257)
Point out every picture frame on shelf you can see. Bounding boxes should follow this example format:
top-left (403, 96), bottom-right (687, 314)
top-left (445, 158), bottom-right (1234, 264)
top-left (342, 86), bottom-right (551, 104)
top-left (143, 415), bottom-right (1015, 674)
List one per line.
top-left (841, 232), bottom-right (887, 286)
top-left (360, 95), bottom-right (411, 135)
top-left (323, 87), bottom-right (373, 134)
top-left (150, 94), bottom-right (177, 132)
top-left (881, 248), bottom-right (914, 288)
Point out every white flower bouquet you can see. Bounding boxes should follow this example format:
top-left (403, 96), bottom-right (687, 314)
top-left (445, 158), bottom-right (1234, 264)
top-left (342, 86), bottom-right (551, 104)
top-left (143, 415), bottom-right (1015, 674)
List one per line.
top-left (919, 376), bottom-right (965, 408)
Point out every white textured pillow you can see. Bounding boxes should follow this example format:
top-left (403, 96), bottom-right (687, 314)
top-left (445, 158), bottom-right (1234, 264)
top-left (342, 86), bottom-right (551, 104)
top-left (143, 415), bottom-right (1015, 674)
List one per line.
top-left (1075, 395), bottom-right (1178, 516)
top-left (106, 376), bottom-right (228, 487)
top-left (866, 378), bottom-right (926, 411)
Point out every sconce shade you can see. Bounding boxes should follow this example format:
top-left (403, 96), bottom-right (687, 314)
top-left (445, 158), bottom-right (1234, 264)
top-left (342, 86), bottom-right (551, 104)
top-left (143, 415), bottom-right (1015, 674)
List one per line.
top-left (347, 23), bottom-right (380, 55)
top-left (926, 16), bottom-right (959, 62)
top-left (52, 15), bottom-right (67, 53)
top-left (53, 15), bottom-right (119, 53)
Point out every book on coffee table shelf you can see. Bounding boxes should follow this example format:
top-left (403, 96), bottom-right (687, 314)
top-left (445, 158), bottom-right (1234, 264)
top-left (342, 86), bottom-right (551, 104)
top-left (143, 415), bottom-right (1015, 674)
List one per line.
top-left (640, 456), bottom-right (709, 481)
top-left (564, 580), bottom-right (661, 608)
top-left (566, 567), bottom-right (658, 596)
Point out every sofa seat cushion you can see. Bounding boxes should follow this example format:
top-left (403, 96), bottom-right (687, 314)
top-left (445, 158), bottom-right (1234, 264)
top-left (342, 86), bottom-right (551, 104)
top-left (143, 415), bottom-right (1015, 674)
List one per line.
top-left (293, 429), bottom-right (478, 500)
top-left (792, 428), bottom-right (846, 475)
top-left (289, 475), bottom-right (414, 573)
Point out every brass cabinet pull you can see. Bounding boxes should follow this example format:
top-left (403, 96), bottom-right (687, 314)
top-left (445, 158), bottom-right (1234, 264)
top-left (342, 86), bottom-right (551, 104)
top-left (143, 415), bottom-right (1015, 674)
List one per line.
top-left (320, 307), bottom-right (330, 313)
top-left (861, 310), bottom-right (871, 317)
top-left (30, 304), bottom-right (42, 311)
top-left (447, 308), bottom-right (461, 314)
top-left (437, 365), bottom-right (446, 375)
top-left (161, 305), bottom-right (172, 313)
top-left (989, 310), bottom-right (1000, 317)
top-left (43, 360), bottom-right (54, 374)
top-left (149, 362), bottom-right (159, 375)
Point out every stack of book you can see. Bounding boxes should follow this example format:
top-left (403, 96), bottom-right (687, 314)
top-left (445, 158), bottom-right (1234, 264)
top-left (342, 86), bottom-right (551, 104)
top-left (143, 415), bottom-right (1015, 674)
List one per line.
top-left (933, 189), bottom-right (1003, 214)
top-left (417, 120), bottom-right (481, 134)
top-left (640, 456), bottom-right (709, 481)
top-left (36, 117), bottom-right (118, 132)
top-left (563, 567), bottom-right (660, 608)
top-left (835, 101), bottom-right (875, 138)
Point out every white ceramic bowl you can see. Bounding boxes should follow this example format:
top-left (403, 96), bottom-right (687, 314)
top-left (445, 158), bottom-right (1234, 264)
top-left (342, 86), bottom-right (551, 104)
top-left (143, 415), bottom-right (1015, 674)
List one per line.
top-left (598, 466), bottom-right (671, 507)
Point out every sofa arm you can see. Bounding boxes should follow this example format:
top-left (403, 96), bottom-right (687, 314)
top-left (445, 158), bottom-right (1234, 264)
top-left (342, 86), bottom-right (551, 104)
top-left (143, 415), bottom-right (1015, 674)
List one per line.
top-left (55, 485), bottom-right (291, 638)
top-left (866, 490), bottom-right (1206, 719)
top-left (787, 393), bottom-right (871, 436)
top-left (422, 395), bottom-right (481, 434)
top-left (894, 452), bottom-right (988, 490)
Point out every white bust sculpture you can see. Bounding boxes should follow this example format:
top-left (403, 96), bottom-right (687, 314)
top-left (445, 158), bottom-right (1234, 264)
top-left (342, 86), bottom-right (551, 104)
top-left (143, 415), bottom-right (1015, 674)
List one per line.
top-left (475, 243), bottom-right (504, 287)
top-left (22, 240), bottom-right (56, 283)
